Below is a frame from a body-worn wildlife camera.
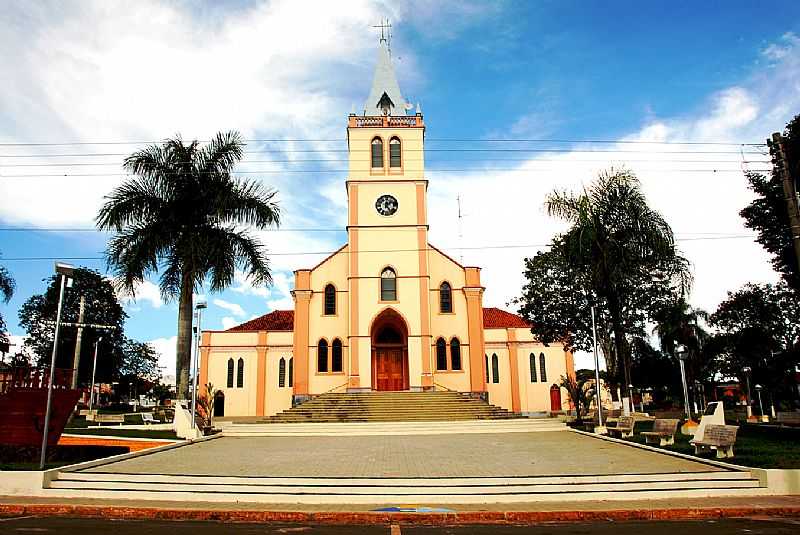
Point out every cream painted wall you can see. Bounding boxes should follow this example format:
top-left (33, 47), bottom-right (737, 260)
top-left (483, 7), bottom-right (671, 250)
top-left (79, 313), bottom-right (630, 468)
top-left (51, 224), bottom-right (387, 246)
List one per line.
top-left (207, 349), bottom-right (258, 417)
top-left (348, 126), bottom-right (425, 179)
top-left (264, 350), bottom-right (294, 417)
top-left (485, 347), bottom-right (513, 410)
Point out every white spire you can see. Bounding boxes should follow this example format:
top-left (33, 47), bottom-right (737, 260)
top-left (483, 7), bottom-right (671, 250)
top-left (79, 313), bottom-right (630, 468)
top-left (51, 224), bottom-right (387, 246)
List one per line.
top-left (363, 38), bottom-right (409, 116)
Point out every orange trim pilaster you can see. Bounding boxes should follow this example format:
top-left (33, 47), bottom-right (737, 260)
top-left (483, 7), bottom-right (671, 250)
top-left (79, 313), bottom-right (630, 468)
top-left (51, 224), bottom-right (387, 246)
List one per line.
top-left (417, 228), bottom-right (432, 388)
top-left (463, 267), bottom-right (486, 393)
top-left (292, 270), bottom-right (312, 396)
top-left (348, 226), bottom-right (360, 388)
top-left (507, 328), bottom-right (521, 413)
top-left (255, 346), bottom-right (267, 416)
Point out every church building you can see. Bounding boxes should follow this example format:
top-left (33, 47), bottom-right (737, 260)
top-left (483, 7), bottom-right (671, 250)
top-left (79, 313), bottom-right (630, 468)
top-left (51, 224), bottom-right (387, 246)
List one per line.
top-left (199, 36), bottom-right (574, 418)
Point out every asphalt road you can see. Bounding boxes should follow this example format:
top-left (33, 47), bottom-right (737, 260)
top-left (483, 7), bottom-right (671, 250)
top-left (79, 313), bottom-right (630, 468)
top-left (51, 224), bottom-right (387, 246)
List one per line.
top-left (1, 517), bottom-right (799, 534)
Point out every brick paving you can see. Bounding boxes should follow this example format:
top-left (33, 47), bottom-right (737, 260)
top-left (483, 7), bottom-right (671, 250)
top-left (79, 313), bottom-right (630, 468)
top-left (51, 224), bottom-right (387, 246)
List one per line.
top-left (81, 431), bottom-right (722, 477)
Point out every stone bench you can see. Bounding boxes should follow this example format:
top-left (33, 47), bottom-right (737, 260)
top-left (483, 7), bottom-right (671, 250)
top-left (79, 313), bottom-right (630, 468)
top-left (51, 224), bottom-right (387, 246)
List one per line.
top-left (94, 413), bottom-right (125, 426)
top-left (141, 413), bottom-right (161, 425)
top-left (607, 416), bottom-right (635, 438)
top-left (641, 418), bottom-right (679, 446)
top-left (690, 424), bottom-right (738, 459)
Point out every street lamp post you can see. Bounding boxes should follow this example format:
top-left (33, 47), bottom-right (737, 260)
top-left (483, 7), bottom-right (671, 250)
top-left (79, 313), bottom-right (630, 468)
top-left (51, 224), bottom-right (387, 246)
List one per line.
top-left (676, 345), bottom-right (691, 421)
top-left (39, 262), bottom-right (74, 470)
top-left (591, 305), bottom-right (604, 431)
top-left (742, 366), bottom-right (752, 420)
top-left (755, 384), bottom-right (765, 421)
top-left (88, 336), bottom-right (102, 411)
top-left (190, 301), bottom-right (207, 429)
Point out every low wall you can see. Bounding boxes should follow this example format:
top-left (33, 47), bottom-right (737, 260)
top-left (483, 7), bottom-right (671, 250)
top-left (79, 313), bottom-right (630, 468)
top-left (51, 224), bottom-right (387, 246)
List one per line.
top-left (751, 469), bottom-right (800, 495)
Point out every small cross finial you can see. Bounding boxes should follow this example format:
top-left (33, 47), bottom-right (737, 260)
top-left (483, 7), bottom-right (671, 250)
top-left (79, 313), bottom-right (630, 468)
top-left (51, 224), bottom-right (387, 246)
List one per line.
top-left (372, 18), bottom-right (392, 47)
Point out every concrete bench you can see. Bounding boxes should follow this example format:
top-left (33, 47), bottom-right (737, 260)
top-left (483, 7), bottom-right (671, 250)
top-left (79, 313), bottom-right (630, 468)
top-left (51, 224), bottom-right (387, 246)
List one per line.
top-left (641, 418), bottom-right (679, 446)
top-left (141, 413), bottom-right (161, 425)
top-left (94, 413), bottom-right (125, 426)
top-left (607, 416), bottom-right (635, 438)
top-left (690, 424), bottom-right (738, 459)
top-left (777, 412), bottom-right (800, 426)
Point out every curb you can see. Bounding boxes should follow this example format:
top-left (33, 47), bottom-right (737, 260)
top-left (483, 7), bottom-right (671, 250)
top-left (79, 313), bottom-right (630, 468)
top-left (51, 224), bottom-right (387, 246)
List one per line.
top-left (1, 504), bottom-right (799, 524)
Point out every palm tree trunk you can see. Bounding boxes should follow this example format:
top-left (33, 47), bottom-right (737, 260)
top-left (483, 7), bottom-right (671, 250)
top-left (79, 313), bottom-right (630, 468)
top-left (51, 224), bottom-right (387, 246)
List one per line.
top-left (606, 293), bottom-right (633, 405)
top-left (176, 274), bottom-right (193, 399)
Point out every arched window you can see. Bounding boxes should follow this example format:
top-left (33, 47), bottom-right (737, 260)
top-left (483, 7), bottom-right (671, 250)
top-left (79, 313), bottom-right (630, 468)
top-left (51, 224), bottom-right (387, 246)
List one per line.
top-left (371, 137), bottom-right (384, 168)
top-left (450, 338), bottom-right (461, 370)
top-left (288, 357), bottom-right (293, 387)
top-left (491, 353), bottom-right (500, 384)
top-left (435, 338), bottom-right (447, 370)
top-left (317, 339), bottom-right (329, 372)
top-left (236, 357), bottom-right (244, 388)
top-left (439, 282), bottom-right (452, 313)
top-left (278, 357), bottom-right (286, 387)
top-left (380, 267), bottom-right (397, 301)
top-left (389, 137), bottom-right (401, 168)
top-left (484, 354), bottom-right (489, 383)
top-left (226, 358), bottom-right (234, 388)
top-left (332, 339), bottom-right (343, 373)
top-left (529, 353), bottom-right (537, 383)
top-left (539, 352), bottom-right (547, 383)
top-left (324, 284), bottom-right (336, 315)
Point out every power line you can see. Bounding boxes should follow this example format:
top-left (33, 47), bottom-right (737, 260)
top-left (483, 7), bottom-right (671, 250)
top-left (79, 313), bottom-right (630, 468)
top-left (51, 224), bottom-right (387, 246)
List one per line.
top-left (0, 235), bottom-right (761, 262)
top-left (0, 148), bottom-right (769, 157)
top-left (0, 137), bottom-right (768, 147)
top-left (0, 169), bottom-right (772, 179)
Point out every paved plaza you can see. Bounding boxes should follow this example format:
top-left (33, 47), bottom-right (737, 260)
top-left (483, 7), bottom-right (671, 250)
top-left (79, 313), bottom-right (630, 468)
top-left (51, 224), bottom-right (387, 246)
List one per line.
top-left (82, 431), bottom-right (722, 478)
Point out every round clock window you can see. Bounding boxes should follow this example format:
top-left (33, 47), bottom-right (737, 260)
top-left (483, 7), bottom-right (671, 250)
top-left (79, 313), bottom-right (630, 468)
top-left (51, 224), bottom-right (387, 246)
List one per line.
top-left (375, 194), bottom-right (398, 216)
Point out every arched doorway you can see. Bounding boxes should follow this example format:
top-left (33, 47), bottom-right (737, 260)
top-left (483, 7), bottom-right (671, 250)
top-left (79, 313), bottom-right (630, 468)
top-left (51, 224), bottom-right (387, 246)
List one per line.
top-left (549, 384), bottom-right (562, 412)
top-left (213, 391), bottom-right (225, 417)
top-left (370, 308), bottom-right (409, 391)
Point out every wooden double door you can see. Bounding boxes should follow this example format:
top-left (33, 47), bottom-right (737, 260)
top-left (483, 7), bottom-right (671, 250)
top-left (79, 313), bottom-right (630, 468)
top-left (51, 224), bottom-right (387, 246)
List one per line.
top-left (372, 346), bottom-right (409, 391)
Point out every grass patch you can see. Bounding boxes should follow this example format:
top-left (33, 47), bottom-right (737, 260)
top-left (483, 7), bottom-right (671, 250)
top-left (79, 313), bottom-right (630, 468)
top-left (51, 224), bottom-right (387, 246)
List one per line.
top-left (621, 420), bottom-right (800, 469)
top-left (62, 428), bottom-right (179, 440)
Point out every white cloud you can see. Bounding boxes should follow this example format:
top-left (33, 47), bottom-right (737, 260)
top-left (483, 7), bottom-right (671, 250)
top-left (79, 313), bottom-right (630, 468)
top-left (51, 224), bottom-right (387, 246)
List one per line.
top-left (147, 335), bottom-right (176, 382)
top-left (213, 298), bottom-right (245, 318)
top-left (117, 280), bottom-right (163, 309)
top-left (221, 316), bottom-right (239, 330)
top-left (762, 32), bottom-right (799, 61)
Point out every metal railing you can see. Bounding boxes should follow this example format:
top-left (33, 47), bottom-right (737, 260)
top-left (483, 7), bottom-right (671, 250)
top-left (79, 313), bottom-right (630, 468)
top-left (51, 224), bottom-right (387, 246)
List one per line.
top-left (0, 366), bottom-right (75, 394)
top-left (349, 115), bottom-right (424, 128)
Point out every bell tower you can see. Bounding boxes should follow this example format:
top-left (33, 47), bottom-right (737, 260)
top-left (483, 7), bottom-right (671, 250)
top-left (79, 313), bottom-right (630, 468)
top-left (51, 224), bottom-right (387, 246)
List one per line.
top-left (344, 30), bottom-right (433, 391)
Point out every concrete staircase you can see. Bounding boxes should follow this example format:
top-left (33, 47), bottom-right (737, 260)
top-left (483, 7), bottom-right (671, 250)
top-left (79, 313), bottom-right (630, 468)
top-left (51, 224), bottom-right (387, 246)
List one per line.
top-left (222, 418), bottom-right (566, 436)
top-left (46, 470), bottom-right (766, 504)
top-left (259, 391), bottom-right (520, 424)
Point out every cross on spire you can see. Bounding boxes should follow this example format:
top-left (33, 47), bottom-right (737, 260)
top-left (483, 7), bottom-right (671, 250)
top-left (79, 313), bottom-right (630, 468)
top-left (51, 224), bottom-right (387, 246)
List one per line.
top-left (372, 18), bottom-right (392, 48)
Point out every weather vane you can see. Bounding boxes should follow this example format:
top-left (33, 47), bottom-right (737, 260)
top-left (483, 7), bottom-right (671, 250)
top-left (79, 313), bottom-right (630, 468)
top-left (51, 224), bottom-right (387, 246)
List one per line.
top-left (372, 18), bottom-right (392, 49)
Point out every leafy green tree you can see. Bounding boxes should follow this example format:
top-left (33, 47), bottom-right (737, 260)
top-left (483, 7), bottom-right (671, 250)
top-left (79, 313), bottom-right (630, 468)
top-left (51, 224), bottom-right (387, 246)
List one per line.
top-left (96, 131), bottom-right (281, 398)
top-left (528, 168), bottom-right (691, 400)
top-left (119, 338), bottom-right (161, 398)
top-left (740, 114), bottom-right (800, 292)
top-left (0, 254), bottom-right (15, 348)
top-left (18, 268), bottom-right (126, 384)
top-left (709, 282), bottom-right (800, 406)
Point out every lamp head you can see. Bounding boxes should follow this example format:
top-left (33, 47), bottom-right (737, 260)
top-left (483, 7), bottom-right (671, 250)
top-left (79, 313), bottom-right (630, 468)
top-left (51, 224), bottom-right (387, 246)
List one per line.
top-left (755, 384), bottom-right (762, 390)
top-left (743, 366), bottom-right (751, 373)
top-left (54, 262), bottom-right (75, 277)
top-left (676, 344), bottom-right (688, 360)
top-left (195, 301), bottom-right (207, 310)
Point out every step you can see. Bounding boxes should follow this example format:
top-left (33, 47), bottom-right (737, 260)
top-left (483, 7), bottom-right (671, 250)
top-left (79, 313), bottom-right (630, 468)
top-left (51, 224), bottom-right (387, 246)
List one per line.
top-left (45, 470), bottom-right (765, 504)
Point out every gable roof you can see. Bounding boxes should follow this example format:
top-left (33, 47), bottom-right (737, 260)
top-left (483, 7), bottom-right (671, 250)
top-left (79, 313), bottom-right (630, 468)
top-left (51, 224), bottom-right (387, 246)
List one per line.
top-left (482, 307), bottom-right (530, 329)
top-left (226, 307), bottom-right (529, 333)
top-left (226, 310), bottom-right (294, 332)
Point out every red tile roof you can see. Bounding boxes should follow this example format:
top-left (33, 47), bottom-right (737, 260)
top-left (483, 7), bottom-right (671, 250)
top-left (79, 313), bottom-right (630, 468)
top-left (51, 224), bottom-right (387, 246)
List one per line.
top-left (226, 310), bottom-right (294, 332)
top-left (226, 307), bottom-right (528, 332)
top-left (482, 307), bottom-right (530, 329)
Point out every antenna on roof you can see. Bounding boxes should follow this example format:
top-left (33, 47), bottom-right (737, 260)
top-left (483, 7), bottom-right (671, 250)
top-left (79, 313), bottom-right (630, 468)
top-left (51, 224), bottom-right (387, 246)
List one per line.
top-left (457, 195), bottom-right (464, 264)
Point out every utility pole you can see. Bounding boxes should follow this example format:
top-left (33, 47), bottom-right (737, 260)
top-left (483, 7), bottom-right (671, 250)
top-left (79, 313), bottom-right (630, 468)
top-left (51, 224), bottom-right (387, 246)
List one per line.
top-left (769, 132), bottom-right (800, 273)
top-left (70, 296), bottom-right (85, 389)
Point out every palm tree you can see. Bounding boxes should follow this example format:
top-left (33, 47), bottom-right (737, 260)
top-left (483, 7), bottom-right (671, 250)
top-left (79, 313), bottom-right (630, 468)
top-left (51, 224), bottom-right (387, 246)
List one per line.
top-left (96, 131), bottom-right (280, 398)
top-left (0, 255), bottom-right (15, 345)
top-left (545, 168), bottom-right (691, 402)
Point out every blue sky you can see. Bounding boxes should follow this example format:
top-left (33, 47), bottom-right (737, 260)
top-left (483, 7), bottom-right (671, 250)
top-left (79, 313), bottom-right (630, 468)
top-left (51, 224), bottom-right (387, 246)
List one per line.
top-left (1, 1), bottom-right (799, 376)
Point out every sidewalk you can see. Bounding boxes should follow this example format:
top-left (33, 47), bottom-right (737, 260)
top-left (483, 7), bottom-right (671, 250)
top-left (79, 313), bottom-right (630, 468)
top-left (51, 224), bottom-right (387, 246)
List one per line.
top-left (2, 495), bottom-right (799, 524)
